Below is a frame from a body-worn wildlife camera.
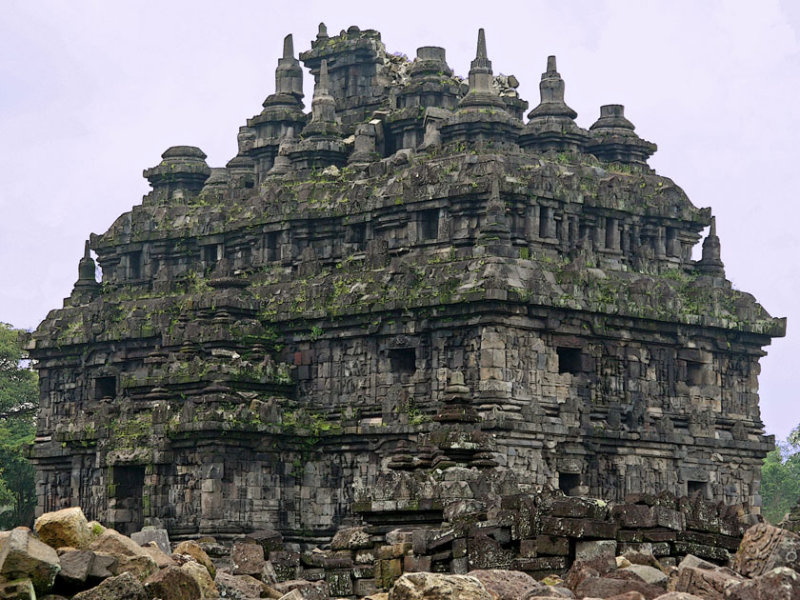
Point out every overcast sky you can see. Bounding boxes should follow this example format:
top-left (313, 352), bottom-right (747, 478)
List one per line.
top-left (1, 1), bottom-right (797, 439)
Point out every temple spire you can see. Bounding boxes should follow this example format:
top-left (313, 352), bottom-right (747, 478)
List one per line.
top-left (519, 55), bottom-right (588, 154)
top-left (698, 216), bottom-right (725, 277)
top-left (529, 55), bottom-right (577, 119)
top-left (476, 28), bottom-right (487, 59)
top-left (316, 59), bottom-right (331, 98)
top-left (283, 33), bottom-right (293, 59)
top-left (586, 104), bottom-right (657, 166)
top-left (467, 28), bottom-right (493, 91)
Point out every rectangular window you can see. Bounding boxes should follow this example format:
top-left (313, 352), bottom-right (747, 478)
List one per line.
top-left (419, 209), bottom-right (439, 241)
top-left (348, 223), bottom-right (366, 247)
top-left (94, 376), bottom-right (116, 400)
top-left (389, 348), bottom-right (416, 375)
top-left (202, 244), bottom-right (221, 265)
top-left (128, 251), bottom-right (142, 280)
top-left (265, 232), bottom-right (280, 261)
top-left (559, 473), bottom-right (580, 496)
top-left (687, 480), bottom-right (706, 497)
top-left (557, 347), bottom-right (582, 375)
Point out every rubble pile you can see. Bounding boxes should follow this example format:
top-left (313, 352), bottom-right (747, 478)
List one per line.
top-left (0, 501), bottom-right (798, 599)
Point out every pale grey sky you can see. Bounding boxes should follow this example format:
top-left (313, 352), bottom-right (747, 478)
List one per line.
top-left (1, 0), bottom-right (797, 438)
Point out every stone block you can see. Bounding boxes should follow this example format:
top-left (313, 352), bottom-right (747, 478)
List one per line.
top-left (673, 554), bottom-right (744, 599)
top-left (611, 504), bottom-right (657, 528)
top-left (724, 566), bottom-right (800, 600)
top-left (131, 527), bottom-right (170, 554)
top-left (732, 522), bottom-right (800, 578)
top-left (535, 535), bottom-right (570, 556)
top-left (0, 527), bottom-right (60, 594)
top-left (73, 572), bottom-right (146, 600)
top-left (34, 507), bottom-right (91, 550)
top-left (540, 517), bottom-right (618, 539)
top-left (231, 541), bottom-right (265, 576)
top-left (575, 539), bottom-right (617, 567)
top-left (57, 549), bottom-right (94, 587)
top-left (510, 556), bottom-right (567, 573)
top-left (388, 573), bottom-right (492, 600)
top-left (377, 558), bottom-right (402, 589)
top-left (549, 497), bottom-right (609, 520)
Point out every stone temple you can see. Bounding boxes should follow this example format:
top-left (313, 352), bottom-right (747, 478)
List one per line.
top-left (30, 25), bottom-right (785, 541)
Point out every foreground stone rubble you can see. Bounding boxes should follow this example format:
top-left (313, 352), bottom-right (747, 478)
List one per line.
top-left (0, 505), bottom-right (798, 599)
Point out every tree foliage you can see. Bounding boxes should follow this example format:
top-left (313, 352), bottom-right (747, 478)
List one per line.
top-left (0, 323), bottom-right (38, 528)
top-left (760, 425), bottom-right (800, 525)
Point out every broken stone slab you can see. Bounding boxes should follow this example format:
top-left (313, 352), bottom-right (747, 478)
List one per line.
top-left (387, 572), bottom-right (493, 600)
top-left (0, 578), bottom-right (36, 600)
top-left (231, 541), bottom-right (265, 576)
top-left (55, 549), bottom-right (94, 588)
top-left (34, 507), bottom-right (92, 550)
top-left (273, 579), bottom-right (328, 599)
top-left (72, 572), bottom-right (146, 600)
top-left (86, 529), bottom-right (157, 580)
top-left (173, 540), bottom-right (216, 579)
top-left (520, 584), bottom-right (575, 598)
top-left (215, 571), bottom-right (280, 599)
top-left (620, 564), bottom-right (668, 586)
top-left (573, 576), bottom-right (664, 600)
top-left (180, 560), bottom-right (219, 599)
top-left (330, 525), bottom-right (372, 550)
top-left (143, 565), bottom-right (202, 600)
top-left (469, 569), bottom-right (542, 600)
top-left (650, 593), bottom-right (705, 600)
top-left (724, 566), bottom-right (800, 600)
top-left (130, 526), bottom-right (170, 554)
top-left (248, 529), bottom-right (285, 556)
top-left (575, 540), bottom-right (617, 570)
top-left (731, 522), bottom-right (800, 578)
top-left (0, 527), bottom-right (60, 594)
top-left (611, 504), bottom-right (658, 528)
top-left (671, 554), bottom-right (744, 599)
top-left (139, 541), bottom-right (176, 568)
top-left (549, 497), bottom-right (609, 520)
top-left (86, 552), bottom-right (116, 581)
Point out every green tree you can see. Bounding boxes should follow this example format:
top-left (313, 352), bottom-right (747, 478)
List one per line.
top-left (0, 323), bottom-right (38, 528)
top-left (760, 426), bottom-right (800, 524)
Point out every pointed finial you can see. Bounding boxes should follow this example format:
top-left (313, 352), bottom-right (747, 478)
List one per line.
top-left (317, 22), bottom-right (329, 40)
top-left (84, 240), bottom-right (91, 259)
top-left (710, 215), bottom-right (717, 237)
top-left (546, 55), bottom-right (557, 74)
top-left (476, 28), bottom-right (487, 59)
top-left (317, 60), bottom-right (330, 96)
top-left (283, 34), bottom-right (294, 59)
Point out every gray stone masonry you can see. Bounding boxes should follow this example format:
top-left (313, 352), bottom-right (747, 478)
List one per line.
top-left (30, 25), bottom-right (785, 543)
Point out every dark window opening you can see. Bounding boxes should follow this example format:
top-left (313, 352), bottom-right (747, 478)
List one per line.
top-left (686, 362), bottom-right (705, 386)
top-left (419, 209), bottom-right (439, 241)
top-left (244, 180), bottom-right (255, 189)
top-left (348, 223), bottom-right (366, 247)
top-left (113, 465), bottom-right (145, 497)
top-left (389, 348), bottom-right (416, 375)
top-left (539, 207), bottom-right (552, 238)
top-left (265, 232), bottom-right (280, 261)
top-left (557, 347), bottom-right (582, 375)
top-left (111, 465), bottom-right (145, 535)
top-left (128, 251), bottom-right (142, 280)
top-left (559, 473), bottom-right (581, 496)
top-left (202, 244), bottom-right (220, 265)
top-left (666, 227), bottom-right (679, 257)
top-left (687, 480), bottom-right (706, 497)
top-left (94, 376), bottom-right (116, 400)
